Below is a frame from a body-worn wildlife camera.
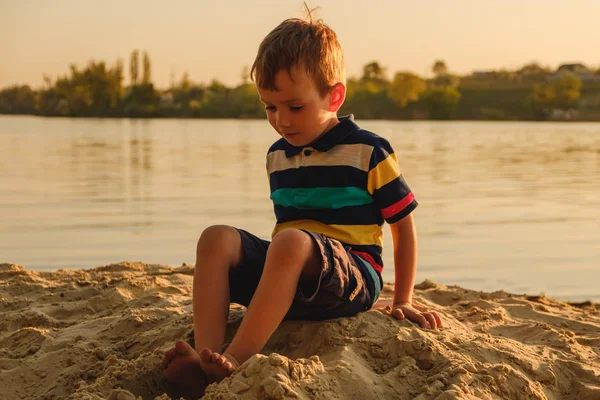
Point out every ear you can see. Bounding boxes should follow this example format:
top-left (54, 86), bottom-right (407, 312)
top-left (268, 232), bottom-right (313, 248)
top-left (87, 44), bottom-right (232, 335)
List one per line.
top-left (328, 83), bottom-right (346, 112)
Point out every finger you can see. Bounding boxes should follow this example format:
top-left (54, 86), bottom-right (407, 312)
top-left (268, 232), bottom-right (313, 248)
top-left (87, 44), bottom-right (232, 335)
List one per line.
top-left (391, 308), bottom-right (405, 320)
top-left (405, 310), bottom-right (429, 329)
top-left (412, 301), bottom-right (427, 312)
top-left (431, 312), bottom-right (443, 328)
top-left (424, 313), bottom-right (437, 330)
top-left (210, 352), bottom-right (221, 363)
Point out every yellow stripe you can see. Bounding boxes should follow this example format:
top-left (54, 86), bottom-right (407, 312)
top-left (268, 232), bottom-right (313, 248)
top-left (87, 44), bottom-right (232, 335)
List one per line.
top-left (267, 144), bottom-right (373, 174)
top-left (272, 220), bottom-right (383, 247)
top-left (367, 153), bottom-right (401, 194)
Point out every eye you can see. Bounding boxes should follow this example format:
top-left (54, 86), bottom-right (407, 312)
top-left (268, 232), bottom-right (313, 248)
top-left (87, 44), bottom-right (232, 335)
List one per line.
top-left (290, 106), bottom-right (304, 112)
top-left (265, 105), bottom-right (276, 111)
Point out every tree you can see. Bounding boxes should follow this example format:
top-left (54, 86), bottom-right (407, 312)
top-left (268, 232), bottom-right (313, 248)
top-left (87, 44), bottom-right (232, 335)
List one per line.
top-left (180, 72), bottom-right (191, 90)
top-left (207, 79), bottom-right (228, 94)
top-left (389, 72), bottom-right (426, 108)
top-left (423, 86), bottom-right (461, 120)
top-left (0, 85), bottom-right (36, 114)
top-left (528, 73), bottom-right (582, 118)
top-left (536, 73), bottom-right (581, 109)
top-left (130, 50), bottom-right (139, 86)
top-left (232, 83), bottom-right (263, 118)
top-left (432, 60), bottom-right (448, 77)
top-left (33, 60), bottom-right (124, 116)
top-left (112, 59), bottom-right (124, 109)
top-left (240, 66), bottom-right (250, 85)
top-left (430, 60), bottom-right (459, 87)
top-left (517, 62), bottom-right (552, 85)
top-left (432, 74), bottom-right (460, 88)
top-left (172, 72), bottom-right (194, 111)
top-left (341, 75), bottom-right (396, 119)
top-left (362, 61), bottom-right (386, 81)
top-left (142, 51), bottom-right (152, 84)
top-left (553, 73), bottom-right (582, 109)
top-left (518, 62), bottom-right (550, 76)
top-left (114, 59), bottom-right (124, 83)
top-left (358, 61), bottom-right (389, 94)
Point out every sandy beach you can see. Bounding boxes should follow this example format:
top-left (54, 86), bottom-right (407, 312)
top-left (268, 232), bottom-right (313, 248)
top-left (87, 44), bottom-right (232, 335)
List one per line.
top-left (0, 262), bottom-right (598, 399)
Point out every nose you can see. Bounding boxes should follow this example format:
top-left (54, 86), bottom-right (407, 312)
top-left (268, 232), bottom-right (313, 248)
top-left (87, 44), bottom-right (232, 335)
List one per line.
top-left (275, 110), bottom-right (292, 129)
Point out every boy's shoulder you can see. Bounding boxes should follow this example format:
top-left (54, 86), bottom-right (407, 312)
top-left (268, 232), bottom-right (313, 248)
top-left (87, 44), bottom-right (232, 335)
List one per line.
top-left (344, 127), bottom-right (392, 149)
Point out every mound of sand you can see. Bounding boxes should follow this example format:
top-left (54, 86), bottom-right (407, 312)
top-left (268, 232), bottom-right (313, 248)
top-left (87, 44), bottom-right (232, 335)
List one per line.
top-left (0, 262), bottom-right (598, 399)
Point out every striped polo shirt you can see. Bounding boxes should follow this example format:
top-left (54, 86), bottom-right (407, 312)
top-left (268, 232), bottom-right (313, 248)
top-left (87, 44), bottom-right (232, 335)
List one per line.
top-left (266, 115), bottom-right (417, 281)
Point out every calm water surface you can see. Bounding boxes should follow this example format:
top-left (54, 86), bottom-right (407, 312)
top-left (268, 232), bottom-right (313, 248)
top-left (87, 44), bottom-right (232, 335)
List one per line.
top-left (1, 116), bottom-right (598, 301)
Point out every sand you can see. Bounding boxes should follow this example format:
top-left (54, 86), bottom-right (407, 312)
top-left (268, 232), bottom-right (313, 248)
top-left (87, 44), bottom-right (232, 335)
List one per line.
top-left (0, 262), bottom-right (599, 400)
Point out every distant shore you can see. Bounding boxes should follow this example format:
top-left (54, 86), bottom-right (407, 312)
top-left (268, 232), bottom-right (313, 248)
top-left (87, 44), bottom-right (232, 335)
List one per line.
top-left (2, 113), bottom-right (600, 122)
top-left (3, 59), bottom-right (600, 122)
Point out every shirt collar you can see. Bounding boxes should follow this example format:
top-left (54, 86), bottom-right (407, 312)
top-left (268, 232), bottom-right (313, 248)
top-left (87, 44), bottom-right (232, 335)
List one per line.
top-left (283, 115), bottom-right (358, 158)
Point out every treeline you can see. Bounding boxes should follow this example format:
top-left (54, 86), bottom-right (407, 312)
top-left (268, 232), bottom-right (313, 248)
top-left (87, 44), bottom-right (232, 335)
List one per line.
top-left (1, 51), bottom-right (600, 121)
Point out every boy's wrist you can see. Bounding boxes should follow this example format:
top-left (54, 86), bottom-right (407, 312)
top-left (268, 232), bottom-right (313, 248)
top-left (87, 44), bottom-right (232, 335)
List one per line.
top-left (393, 295), bottom-right (412, 305)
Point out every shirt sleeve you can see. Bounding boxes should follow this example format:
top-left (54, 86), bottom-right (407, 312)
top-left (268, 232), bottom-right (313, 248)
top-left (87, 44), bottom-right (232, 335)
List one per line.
top-left (367, 139), bottom-right (418, 224)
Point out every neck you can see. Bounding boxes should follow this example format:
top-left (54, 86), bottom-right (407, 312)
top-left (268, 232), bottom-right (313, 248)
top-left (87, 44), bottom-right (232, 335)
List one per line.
top-left (323, 115), bottom-right (339, 134)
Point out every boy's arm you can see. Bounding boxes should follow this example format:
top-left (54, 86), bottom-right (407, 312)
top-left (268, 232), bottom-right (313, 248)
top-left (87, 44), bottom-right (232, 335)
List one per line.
top-left (389, 213), bottom-right (442, 329)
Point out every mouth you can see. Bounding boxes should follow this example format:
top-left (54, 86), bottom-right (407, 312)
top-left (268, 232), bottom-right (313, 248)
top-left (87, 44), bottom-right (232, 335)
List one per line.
top-left (282, 132), bottom-right (299, 138)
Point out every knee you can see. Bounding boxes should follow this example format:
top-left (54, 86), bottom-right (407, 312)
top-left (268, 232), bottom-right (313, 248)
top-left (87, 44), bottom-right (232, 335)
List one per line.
top-left (197, 225), bottom-right (241, 263)
top-left (198, 225), bottom-right (237, 245)
top-left (270, 229), bottom-right (312, 254)
top-left (268, 229), bottom-right (320, 277)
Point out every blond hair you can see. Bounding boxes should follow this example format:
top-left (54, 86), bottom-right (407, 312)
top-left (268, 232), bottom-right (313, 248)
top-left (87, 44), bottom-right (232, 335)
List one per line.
top-left (250, 17), bottom-right (345, 96)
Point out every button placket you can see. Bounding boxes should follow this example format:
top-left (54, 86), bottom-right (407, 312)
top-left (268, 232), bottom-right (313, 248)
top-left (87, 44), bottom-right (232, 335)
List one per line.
top-left (294, 148), bottom-right (314, 202)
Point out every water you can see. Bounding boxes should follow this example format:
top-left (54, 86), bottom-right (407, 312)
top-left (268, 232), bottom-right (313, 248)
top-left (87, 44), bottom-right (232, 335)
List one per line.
top-left (1, 116), bottom-right (599, 302)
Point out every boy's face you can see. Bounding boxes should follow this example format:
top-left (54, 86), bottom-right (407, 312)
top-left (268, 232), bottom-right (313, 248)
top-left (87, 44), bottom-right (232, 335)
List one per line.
top-left (257, 65), bottom-right (342, 147)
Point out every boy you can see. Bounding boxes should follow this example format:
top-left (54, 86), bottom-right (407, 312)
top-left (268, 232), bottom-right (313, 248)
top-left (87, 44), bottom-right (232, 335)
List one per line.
top-left (161, 16), bottom-right (442, 397)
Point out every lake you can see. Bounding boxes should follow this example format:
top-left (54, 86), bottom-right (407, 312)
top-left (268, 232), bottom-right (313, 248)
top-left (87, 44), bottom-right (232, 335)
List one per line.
top-left (0, 116), bottom-right (598, 302)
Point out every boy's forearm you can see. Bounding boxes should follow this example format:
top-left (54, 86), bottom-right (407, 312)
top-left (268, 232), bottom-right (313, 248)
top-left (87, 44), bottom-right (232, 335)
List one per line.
top-left (393, 245), bottom-right (417, 304)
top-left (390, 214), bottom-right (418, 304)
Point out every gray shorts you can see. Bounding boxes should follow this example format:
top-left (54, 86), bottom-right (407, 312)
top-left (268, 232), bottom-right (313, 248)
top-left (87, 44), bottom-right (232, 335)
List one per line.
top-left (229, 228), bottom-right (375, 321)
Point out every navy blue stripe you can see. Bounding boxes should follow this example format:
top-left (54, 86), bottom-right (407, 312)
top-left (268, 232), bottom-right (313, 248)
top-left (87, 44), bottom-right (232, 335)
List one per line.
top-left (274, 204), bottom-right (383, 226)
top-left (268, 138), bottom-right (289, 153)
top-left (266, 128), bottom-right (390, 156)
top-left (373, 175), bottom-right (413, 209)
top-left (342, 130), bottom-right (390, 148)
top-left (368, 140), bottom-right (395, 170)
top-left (270, 166), bottom-right (367, 190)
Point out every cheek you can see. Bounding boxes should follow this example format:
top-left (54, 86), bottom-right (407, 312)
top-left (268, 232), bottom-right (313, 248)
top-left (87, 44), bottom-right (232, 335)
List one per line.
top-left (266, 113), bottom-right (275, 125)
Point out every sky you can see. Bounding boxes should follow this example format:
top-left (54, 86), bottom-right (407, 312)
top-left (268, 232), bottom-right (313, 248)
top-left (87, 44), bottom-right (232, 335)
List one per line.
top-left (1, 0), bottom-right (599, 89)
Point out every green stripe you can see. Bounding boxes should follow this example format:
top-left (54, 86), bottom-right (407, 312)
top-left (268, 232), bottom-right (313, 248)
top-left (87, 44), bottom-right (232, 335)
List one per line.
top-left (271, 187), bottom-right (373, 209)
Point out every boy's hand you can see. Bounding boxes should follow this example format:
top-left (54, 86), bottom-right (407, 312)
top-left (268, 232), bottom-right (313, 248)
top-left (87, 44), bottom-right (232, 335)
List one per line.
top-left (388, 301), bottom-right (443, 329)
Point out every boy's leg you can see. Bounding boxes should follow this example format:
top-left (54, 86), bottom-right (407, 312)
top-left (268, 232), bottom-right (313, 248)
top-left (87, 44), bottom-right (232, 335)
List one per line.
top-left (161, 225), bottom-right (244, 395)
top-left (201, 228), bottom-right (321, 374)
top-left (192, 225), bottom-right (244, 352)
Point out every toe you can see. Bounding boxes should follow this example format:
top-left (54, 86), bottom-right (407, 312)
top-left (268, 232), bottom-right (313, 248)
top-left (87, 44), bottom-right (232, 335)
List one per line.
top-left (174, 340), bottom-right (191, 354)
top-left (210, 352), bottom-right (221, 363)
top-left (215, 354), bottom-right (228, 366)
top-left (223, 361), bottom-right (233, 375)
top-left (160, 348), bottom-right (177, 368)
top-left (199, 347), bottom-right (213, 362)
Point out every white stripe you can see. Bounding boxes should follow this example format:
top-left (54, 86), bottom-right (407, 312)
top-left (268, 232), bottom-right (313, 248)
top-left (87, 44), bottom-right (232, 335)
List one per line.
top-left (267, 143), bottom-right (373, 174)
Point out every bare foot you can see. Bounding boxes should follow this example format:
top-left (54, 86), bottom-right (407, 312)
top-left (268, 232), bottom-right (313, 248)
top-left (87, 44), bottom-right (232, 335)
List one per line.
top-left (161, 340), bottom-right (208, 398)
top-left (199, 347), bottom-right (240, 382)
